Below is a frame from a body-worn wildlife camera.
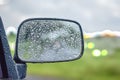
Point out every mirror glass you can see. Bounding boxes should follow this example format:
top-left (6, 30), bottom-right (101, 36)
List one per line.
top-left (17, 19), bottom-right (84, 62)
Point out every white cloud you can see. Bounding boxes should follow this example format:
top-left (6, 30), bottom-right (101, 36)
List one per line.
top-left (96, 0), bottom-right (109, 6)
top-left (82, 10), bottom-right (93, 20)
top-left (0, 0), bottom-right (10, 5)
top-left (0, 0), bottom-right (120, 32)
top-left (0, 0), bottom-right (5, 5)
top-left (96, 0), bottom-right (120, 17)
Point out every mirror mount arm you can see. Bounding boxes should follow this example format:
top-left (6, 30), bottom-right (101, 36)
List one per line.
top-left (14, 55), bottom-right (27, 78)
top-left (16, 63), bottom-right (27, 79)
top-left (13, 54), bottom-right (27, 79)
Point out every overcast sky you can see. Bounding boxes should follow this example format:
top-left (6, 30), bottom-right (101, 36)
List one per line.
top-left (0, 0), bottom-right (120, 32)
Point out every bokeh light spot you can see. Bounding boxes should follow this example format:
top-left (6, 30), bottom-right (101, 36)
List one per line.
top-left (88, 42), bottom-right (95, 49)
top-left (92, 49), bottom-right (101, 57)
top-left (101, 49), bottom-right (108, 56)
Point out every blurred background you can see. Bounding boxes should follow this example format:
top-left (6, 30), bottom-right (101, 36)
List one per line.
top-left (0, 0), bottom-right (120, 80)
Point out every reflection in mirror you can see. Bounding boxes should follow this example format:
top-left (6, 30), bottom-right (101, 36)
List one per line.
top-left (17, 19), bottom-right (83, 62)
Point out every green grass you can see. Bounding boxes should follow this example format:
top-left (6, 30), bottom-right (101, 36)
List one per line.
top-left (7, 35), bottom-right (120, 80)
top-left (27, 49), bottom-right (120, 80)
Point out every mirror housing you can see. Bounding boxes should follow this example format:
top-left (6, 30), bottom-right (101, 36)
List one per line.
top-left (14, 18), bottom-right (84, 63)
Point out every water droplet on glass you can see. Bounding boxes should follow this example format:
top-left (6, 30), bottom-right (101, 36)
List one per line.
top-left (18, 20), bottom-right (82, 62)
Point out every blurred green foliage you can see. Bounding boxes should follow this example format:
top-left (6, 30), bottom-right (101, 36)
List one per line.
top-left (27, 49), bottom-right (120, 80)
top-left (7, 34), bottom-right (120, 80)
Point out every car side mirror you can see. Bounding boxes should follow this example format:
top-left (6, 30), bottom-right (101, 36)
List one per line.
top-left (14, 18), bottom-right (84, 63)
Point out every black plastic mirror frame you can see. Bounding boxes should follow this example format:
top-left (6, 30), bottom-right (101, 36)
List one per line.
top-left (14, 18), bottom-right (84, 63)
